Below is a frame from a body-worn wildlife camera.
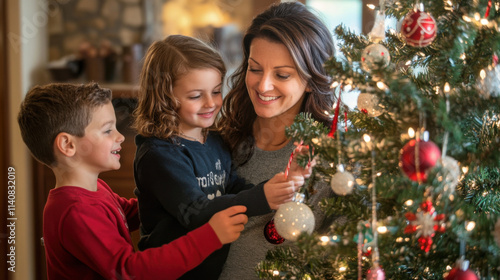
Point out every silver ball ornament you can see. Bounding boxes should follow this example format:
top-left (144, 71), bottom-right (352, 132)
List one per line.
top-left (357, 93), bottom-right (384, 117)
top-left (330, 165), bottom-right (355, 196)
top-left (476, 64), bottom-right (500, 99)
top-left (361, 43), bottom-right (391, 72)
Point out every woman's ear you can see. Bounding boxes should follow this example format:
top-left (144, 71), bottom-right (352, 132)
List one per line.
top-left (54, 132), bottom-right (76, 157)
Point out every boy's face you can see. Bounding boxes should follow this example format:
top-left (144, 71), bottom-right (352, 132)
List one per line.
top-left (173, 68), bottom-right (223, 134)
top-left (74, 102), bottom-right (124, 174)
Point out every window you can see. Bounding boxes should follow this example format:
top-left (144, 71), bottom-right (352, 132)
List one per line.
top-left (307, 0), bottom-right (363, 35)
top-left (307, 0), bottom-right (364, 109)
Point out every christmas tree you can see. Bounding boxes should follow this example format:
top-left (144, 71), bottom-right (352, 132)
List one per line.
top-left (257, 0), bottom-right (500, 279)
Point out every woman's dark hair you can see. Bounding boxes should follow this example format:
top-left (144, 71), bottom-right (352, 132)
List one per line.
top-left (217, 1), bottom-right (335, 165)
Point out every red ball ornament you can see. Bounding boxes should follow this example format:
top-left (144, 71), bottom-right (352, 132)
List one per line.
top-left (445, 258), bottom-right (479, 280)
top-left (264, 219), bottom-right (285, 244)
top-left (401, 10), bottom-right (437, 47)
top-left (400, 139), bottom-right (441, 182)
top-left (445, 268), bottom-right (479, 280)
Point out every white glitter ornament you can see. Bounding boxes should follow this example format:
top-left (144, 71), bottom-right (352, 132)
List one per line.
top-left (495, 218), bottom-right (500, 248)
top-left (357, 93), bottom-right (384, 117)
top-left (274, 193), bottom-right (315, 241)
top-left (476, 64), bottom-right (500, 99)
top-left (361, 43), bottom-right (391, 72)
top-left (434, 156), bottom-right (461, 194)
top-left (330, 164), bottom-right (355, 196)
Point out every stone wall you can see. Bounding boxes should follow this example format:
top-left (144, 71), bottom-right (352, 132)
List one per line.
top-left (48, 0), bottom-right (145, 61)
top-left (47, 0), bottom-right (254, 83)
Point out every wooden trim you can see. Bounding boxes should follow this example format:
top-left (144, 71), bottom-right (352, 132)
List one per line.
top-left (32, 162), bottom-right (53, 280)
top-left (1, 0), bottom-right (12, 278)
top-left (362, 0), bottom-right (379, 34)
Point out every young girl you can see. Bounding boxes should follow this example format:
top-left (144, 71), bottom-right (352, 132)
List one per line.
top-left (132, 35), bottom-right (308, 280)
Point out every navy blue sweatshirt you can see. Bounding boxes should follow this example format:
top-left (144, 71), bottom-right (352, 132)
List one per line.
top-left (133, 132), bottom-right (271, 280)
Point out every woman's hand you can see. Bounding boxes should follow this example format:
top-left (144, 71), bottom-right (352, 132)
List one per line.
top-left (263, 172), bottom-right (303, 210)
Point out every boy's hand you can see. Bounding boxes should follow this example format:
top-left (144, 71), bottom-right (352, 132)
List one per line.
top-left (263, 172), bottom-right (304, 210)
top-left (209, 205), bottom-right (248, 244)
top-left (287, 144), bottom-right (315, 179)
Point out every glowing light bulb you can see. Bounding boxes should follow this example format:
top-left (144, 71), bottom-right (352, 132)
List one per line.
top-left (408, 127), bottom-right (415, 138)
top-left (377, 226), bottom-right (388, 234)
top-left (480, 69), bottom-right (486, 80)
top-left (363, 134), bottom-right (371, 143)
top-left (444, 82), bottom-right (450, 93)
top-left (377, 82), bottom-right (387, 90)
top-left (423, 131), bottom-right (429, 141)
top-left (466, 221), bottom-right (476, 231)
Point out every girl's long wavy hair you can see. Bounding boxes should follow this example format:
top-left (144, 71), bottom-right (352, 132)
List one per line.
top-left (216, 2), bottom-right (335, 166)
top-left (133, 35), bottom-right (226, 139)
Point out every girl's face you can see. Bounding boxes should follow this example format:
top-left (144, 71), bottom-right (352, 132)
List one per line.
top-left (173, 68), bottom-right (223, 134)
top-left (245, 38), bottom-right (308, 120)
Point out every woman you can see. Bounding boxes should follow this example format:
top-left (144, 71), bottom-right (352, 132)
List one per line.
top-left (217, 2), bottom-right (336, 279)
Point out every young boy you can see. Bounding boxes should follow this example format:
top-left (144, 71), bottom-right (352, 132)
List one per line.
top-left (17, 82), bottom-right (248, 280)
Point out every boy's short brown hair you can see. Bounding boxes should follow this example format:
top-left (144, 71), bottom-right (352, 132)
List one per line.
top-left (18, 83), bottom-right (112, 167)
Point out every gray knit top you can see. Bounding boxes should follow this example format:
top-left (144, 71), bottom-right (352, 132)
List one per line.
top-left (218, 141), bottom-right (333, 280)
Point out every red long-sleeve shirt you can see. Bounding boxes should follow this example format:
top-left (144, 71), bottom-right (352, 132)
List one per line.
top-left (43, 179), bottom-right (222, 280)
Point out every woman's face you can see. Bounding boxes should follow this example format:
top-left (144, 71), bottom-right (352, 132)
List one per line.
top-left (245, 38), bottom-right (308, 120)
